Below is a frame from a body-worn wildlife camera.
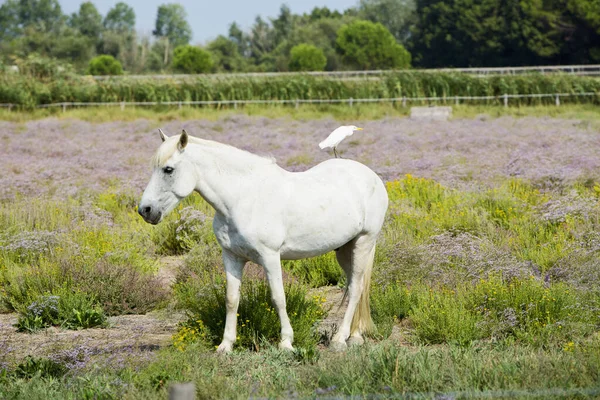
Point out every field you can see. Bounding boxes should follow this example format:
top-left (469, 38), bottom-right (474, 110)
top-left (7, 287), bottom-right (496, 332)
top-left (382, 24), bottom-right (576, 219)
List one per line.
top-left (1, 106), bottom-right (599, 399)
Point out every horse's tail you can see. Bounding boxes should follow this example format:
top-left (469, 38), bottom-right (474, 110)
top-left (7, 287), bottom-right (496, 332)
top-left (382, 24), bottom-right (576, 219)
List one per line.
top-left (350, 244), bottom-right (376, 336)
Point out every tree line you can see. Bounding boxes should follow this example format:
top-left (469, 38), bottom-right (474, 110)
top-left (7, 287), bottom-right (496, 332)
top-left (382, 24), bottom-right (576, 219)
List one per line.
top-left (0, 0), bottom-right (598, 75)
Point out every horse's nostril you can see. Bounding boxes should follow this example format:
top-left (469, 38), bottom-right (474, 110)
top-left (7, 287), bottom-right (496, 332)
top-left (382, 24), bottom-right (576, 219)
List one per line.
top-left (138, 205), bottom-right (152, 217)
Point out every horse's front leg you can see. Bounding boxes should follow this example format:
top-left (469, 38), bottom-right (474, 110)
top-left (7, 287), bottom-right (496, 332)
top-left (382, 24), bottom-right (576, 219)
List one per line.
top-left (262, 253), bottom-right (294, 350)
top-left (217, 250), bottom-right (246, 354)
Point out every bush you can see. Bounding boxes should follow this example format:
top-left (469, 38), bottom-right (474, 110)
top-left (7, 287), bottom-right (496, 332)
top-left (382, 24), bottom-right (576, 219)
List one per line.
top-left (174, 280), bottom-right (325, 351)
top-left (172, 45), bottom-right (214, 74)
top-left (288, 44), bottom-right (327, 71)
top-left (283, 252), bottom-right (344, 287)
top-left (15, 291), bottom-right (106, 333)
top-left (87, 55), bottom-right (123, 76)
top-left (336, 20), bottom-right (411, 69)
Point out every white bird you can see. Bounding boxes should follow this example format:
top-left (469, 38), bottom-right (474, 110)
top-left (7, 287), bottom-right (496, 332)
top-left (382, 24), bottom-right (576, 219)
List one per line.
top-left (318, 125), bottom-right (363, 158)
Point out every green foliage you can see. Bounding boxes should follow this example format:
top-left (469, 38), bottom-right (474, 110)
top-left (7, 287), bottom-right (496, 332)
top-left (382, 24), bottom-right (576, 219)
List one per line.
top-left (384, 175), bottom-right (598, 270)
top-left (3, 71), bottom-right (599, 109)
top-left (410, 0), bottom-right (600, 66)
top-left (410, 286), bottom-right (484, 345)
top-left (153, 3), bottom-right (192, 47)
top-left (283, 252), bottom-right (344, 287)
top-left (370, 283), bottom-right (415, 337)
top-left (15, 291), bottom-right (106, 332)
top-left (151, 200), bottom-right (214, 255)
top-left (69, 2), bottom-right (103, 40)
top-left (14, 356), bottom-right (68, 380)
top-left (336, 20), bottom-right (411, 69)
top-left (358, 0), bottom-right (416, 43)
top-left (172, 45), bottom-right (214, 74)
top-left (103, 2), bottom-right (135, 32)
top-left (0, 191), bottom-right (165, 318)
top-left (87, 54), bottom-right (123, 75)
top-left (208, 35), bottom-right (245, 72)
top-left (174, 280), bottom-right (325, 351)
top-left (288, 44), bottom-right (327, 71)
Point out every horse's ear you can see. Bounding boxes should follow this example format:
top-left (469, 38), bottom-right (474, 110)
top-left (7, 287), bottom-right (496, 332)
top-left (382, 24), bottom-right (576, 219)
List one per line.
top-left (158, 128), bottom-right (168, 142)
top-left (178, 129), bottom-right (188, 151)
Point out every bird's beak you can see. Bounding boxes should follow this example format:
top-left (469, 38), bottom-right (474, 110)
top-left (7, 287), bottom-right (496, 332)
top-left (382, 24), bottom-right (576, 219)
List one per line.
top-left (356, 127), bottom-right (363, 131)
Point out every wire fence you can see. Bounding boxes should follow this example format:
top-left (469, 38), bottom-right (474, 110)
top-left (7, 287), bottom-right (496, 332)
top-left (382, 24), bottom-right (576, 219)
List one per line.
top-left (0, 92), bottom-right (597, 112)
top-left (90, 64), bottom-right (600, 81)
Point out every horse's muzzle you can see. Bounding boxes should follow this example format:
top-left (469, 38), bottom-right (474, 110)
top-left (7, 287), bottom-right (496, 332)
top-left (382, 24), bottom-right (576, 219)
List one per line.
top-left (138, 205), bottom-right (161, 225)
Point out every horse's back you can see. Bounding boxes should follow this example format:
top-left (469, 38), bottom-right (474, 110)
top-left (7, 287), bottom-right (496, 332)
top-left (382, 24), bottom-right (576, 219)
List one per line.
top-left (281, 159), bottom-right (388, 253)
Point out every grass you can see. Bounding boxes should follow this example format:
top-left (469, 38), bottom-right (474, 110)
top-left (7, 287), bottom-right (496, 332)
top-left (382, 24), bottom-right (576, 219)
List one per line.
top-left (1, 340), bottom-right (599, 399)
top-left (1, 103), bottom-right (600, 124)
top-left (1, 107), bottom-right (600, 396)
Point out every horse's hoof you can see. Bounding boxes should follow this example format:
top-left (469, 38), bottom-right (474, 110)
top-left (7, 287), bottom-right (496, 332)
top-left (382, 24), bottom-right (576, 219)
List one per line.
top-left (330, 340), bottom-right (347, 352)
top-left (216, 342), bottom-right (233, 354)
top-left (279, 340), bottom-right (294, 351)
top-left (347, 335), bottom-right (364, 347)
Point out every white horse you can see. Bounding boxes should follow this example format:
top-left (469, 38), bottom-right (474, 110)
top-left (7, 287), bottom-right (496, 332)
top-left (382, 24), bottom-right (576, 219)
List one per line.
top-left (138, 129), bottom-right (388, 353)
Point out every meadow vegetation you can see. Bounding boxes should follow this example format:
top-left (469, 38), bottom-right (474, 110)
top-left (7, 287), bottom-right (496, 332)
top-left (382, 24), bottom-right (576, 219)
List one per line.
top-left (0, 107), bottom-right (599, 398)
top-left (1, 70), bottom-right (599, 109)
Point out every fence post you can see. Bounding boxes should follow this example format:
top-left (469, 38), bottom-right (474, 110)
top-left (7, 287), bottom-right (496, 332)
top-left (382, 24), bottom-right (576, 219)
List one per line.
top-left (178, 101), bottom-right (182, 110)
top-left (169, 383), bottom-right (195, 400)
top-left (295, 99), bottom-right (299, 109)
top-left (349, 97), bottom-right (353, 107)
top-left (62, 103), bottom-right (66, 113)
top-left (120, 101), bottom-right (125, 111)
top-left (402, 97), bottom-right (406, 108)
top-left (555, 95), bottom-right (560, 107)
top-left (234, 101), bottom-right (237, 110)
top-left (455, 96), bottom-right (459, 105)
top-left (503, 93), bottom-right (508, 108)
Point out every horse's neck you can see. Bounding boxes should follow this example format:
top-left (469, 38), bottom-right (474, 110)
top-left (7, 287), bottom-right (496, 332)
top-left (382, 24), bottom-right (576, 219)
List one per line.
top-left (188, 143), bottom-right (281, 217)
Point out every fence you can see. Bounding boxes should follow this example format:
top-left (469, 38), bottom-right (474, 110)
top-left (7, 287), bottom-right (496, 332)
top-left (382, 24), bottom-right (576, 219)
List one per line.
top-left (90, 64), bottom-right (600, 81)
top-left (0, 92), bottom-right (597, 112)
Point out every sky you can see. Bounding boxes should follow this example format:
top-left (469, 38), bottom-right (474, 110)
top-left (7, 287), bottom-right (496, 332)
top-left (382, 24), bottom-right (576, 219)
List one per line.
top-left (59, 0), bottom-right (359, 44)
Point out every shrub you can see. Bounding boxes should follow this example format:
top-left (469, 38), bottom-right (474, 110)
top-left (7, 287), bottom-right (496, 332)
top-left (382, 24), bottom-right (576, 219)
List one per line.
top-left (410, 286), bottom-right (484, 345)
top-left (87, 55), bottom-right (123, 76)
top-left (174, 280), bottom-right (325, 351)
top-left (283, 252), bottom-right (344, 287)
top-left (172, 45), bottom-right (214, 74)
top-left (370, 283), bottom-right (415, 337)
top-left (336, 20), bottom-right (411, 69)
top-left (13, 356), bottom-right (68, 379)
top-left (15, 291), bottom-right (106, 332)
top-left (152, 206), bottom-right (214, 255)
top-left (288, 44), bottom-right (327, 71)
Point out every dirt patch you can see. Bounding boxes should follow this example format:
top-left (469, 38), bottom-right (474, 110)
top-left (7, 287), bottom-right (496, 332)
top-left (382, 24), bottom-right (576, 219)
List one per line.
top-left (0, 311), bottom-right (185, 363)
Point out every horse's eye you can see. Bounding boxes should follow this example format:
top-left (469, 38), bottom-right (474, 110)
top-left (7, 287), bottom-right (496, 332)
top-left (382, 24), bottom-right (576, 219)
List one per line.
top-left (163, 166), bottom-right (174, 174)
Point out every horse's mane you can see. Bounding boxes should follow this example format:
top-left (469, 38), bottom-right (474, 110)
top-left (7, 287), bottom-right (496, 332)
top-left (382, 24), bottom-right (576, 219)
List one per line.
top-left (152, 134), bottom-right (276, 168)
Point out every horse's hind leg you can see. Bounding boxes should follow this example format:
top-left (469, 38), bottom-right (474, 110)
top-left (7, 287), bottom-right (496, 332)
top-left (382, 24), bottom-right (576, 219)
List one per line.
top-left (331, 234), bottom-right (377, 351)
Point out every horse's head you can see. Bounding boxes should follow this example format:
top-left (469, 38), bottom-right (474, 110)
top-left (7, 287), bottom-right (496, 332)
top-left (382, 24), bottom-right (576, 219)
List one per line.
top-left (138, 129), bottom-right (197, 224)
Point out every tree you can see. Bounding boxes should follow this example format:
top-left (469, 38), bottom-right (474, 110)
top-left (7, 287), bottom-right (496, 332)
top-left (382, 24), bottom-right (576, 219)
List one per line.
top-left (88, 54), bottom-right (123, 75)
top-left (69, 2), bottom-right (102, 40)
top-left (153, 4), bottom-right (192, 47)
top-left (409, 0), bottom-right (566, 67)
top-left (336, 20), bottom-right (411, 69)
top-left (288, 44), bottom-right (327, 71)
top-left (16, 0), bottom-right (64, 32)
top-left (103, 2), bottom-right (135, 32)
top-left (172, 45), bottom-right (213, 73)
top-left (0, 0), bottom-right (22, 39)
top-left (271, 4), bottom-right (294, 45)
top-left (208, 35), bottom-right (245, 72)
top-left (249, 16), bottom-right (275, 66)
top-left (228, 22), bottom-right (250, 57)
top-left (358, 0), bottom-right (416, 43)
